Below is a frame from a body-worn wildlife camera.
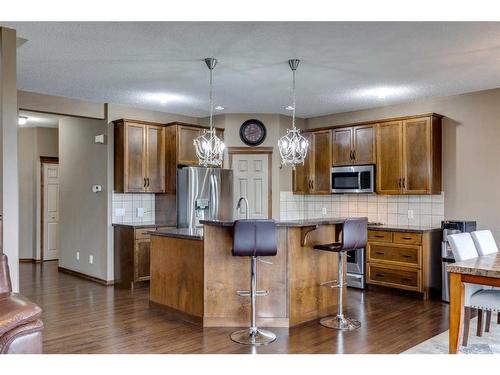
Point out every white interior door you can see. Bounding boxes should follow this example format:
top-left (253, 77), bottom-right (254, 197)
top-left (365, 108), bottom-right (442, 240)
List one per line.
top-left (233, 154), bottom-right (269, 219)
top-left (43, 163), bottom-right (60, 260)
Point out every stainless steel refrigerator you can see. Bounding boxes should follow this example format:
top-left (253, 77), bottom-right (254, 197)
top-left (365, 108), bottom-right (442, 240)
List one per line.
top-left (177, 166), bottom-right (234, 229)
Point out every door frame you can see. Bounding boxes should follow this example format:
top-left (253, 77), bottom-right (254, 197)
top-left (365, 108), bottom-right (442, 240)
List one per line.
top-left (227, 147), bottom-right (273, 219)
top-left (40, 156), bottom-right (59, 261)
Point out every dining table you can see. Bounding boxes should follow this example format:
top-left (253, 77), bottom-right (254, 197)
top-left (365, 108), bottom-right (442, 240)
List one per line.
top-left (447, 252), bottom-right (500, 354)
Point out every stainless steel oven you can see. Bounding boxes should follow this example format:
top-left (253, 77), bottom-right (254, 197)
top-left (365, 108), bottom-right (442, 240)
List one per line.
top-left (347, 248), bottom-right (366, 289)
top-left (331, 165), bottom-right (375, 194)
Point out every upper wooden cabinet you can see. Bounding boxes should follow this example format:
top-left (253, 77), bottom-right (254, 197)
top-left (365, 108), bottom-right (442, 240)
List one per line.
top-left (332, 125), bottom-right (375, 166)
top-left (114, 119), bottom-right (165, 193)
top-left (163, 122), bottom-right (224, 194)
top-left (376, 115), bottom-right (441, 195)
top-left (292, 130), bottom-right (332, 194)
top-left (177, 125), bottom-right (202, 165)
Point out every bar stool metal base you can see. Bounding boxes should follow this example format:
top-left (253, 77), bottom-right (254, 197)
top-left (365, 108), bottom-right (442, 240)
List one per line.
top-left (320, 316), bottom-right (361, 331)
top-left (230, 328), bottom-right (277, 346)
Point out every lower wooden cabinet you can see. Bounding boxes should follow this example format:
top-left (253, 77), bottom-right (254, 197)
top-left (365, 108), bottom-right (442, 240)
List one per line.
top-left (366, 229), bottom-right (441, 299)
top-left (114, 225), bottom-right (174, 289)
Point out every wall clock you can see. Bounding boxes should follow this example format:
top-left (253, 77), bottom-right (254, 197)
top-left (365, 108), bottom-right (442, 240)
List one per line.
top-left (239, 119), bottom-right (267, 146)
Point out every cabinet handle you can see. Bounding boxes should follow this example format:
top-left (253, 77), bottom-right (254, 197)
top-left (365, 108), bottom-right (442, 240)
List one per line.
top-left (401, 254), bottom-right (412, 258)
top-left (397, 178), bottom-right (401, 188)
top-left (402, 178), bottom-right (406, 188)
top-left (374, 235), bottom-right (385, 238)
top-left (401, 237), bottom-right (413, 240)
top-left (375, 251), bottom-right (385, 255)
top-left (400, 278), bottom-right (412, 283)
top-left (352, 150), bottom-right (356, 160)
top-left (147, 177), bottom-right (150, 187)
top-left (375, 273), bottom-right (385, 278)
top-left (143, 178), bottom-right (147, 188)
top-left (349, 150), bottom-right (353, 161)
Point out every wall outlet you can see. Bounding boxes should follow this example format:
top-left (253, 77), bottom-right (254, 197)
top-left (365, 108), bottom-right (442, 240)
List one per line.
top-left (89, 255), bottom-right (94, 264)
top-left (115, 208), bottom-right (125, 217)
top-left (322, 207), bottom-right (327, 215)
top-left (136, 207), bottom-right (144, 217)
top-left (408, 209), bottom-right (414, 219)
top-left (76, 251), bottom-right (80, 261)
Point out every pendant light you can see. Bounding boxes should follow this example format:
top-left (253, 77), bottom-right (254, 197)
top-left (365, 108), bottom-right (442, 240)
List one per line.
top-left (193, 58), bottom-right (225, 167)
top-left (278, 59), bottom-right (309, 168)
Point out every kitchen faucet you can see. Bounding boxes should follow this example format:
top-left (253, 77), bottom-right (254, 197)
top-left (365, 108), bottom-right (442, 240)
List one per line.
top-left (236, 196), bottom-right (249, 220)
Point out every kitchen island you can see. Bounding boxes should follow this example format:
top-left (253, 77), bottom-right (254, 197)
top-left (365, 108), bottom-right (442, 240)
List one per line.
top-left (149, 218), bottom-right (361, 328)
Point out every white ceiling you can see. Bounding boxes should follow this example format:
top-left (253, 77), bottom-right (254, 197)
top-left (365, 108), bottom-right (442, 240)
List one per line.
top-left (4, 22), bottom-right (500, 118)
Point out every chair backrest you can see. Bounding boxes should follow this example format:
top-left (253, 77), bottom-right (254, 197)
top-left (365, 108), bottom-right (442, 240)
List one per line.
top-left (471, 230), bottom-right (499, 256)
top-left (232, 219), bottom-right (278, 257)
top-left (0, 253), bottom-right (12, 295)
top-left (448, 233), bottom-right (478, 261)
top-left (341, 217), bottom-right (368, 251)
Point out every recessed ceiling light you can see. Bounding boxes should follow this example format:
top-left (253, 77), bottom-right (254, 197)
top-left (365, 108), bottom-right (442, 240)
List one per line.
top-left (284, 105), bottom-right (294, 111)
top-left (215, 106), bottom-right (224, 111)
top-left (18, 116), bottom-right (28, 125)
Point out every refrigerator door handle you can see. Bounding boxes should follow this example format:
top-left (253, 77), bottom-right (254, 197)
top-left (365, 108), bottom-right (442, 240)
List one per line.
top-left (212, 172), bottom-right (219, 219)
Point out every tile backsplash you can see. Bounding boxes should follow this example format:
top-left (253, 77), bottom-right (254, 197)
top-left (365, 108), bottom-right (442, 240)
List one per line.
top-left (112, 193), bottom-right (155, 224)
top-left (280, 191), bottom-right (445, 228)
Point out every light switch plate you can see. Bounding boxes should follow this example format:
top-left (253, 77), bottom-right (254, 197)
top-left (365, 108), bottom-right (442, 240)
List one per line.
top-left (136, 207), bottom-right (145, 217)
top-left (115, 208), bottom-right (125, 217)
top-left (89, 255), bottom-right (94, 264)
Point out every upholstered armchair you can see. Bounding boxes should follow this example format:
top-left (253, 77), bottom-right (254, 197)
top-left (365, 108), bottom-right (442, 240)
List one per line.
top-left (0, 253), bottom-right (43, 353)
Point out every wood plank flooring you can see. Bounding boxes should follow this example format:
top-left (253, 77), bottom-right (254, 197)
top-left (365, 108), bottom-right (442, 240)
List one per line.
top-left (20, 261), bottom-right (449, 354)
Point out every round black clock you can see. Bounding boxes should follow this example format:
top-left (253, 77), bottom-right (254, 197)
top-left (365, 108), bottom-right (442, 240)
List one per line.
top-left (239, 119), bottom-right (267, 146)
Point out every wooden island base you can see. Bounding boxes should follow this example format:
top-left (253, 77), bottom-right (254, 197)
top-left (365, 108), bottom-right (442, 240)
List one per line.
top-left (150, 221), bottom-right (348, 328)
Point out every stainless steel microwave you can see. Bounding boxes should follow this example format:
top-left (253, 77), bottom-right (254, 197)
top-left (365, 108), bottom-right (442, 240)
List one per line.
top-left (331, 165), bottom-right (375, 193)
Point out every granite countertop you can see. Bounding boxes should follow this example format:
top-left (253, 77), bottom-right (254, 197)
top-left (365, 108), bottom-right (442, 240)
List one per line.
top-left (112, 222), bottom-right (175, 229)
top-left (200, 218), bottom-right (441, 233)
top-left (150, 227), bottom-right (204, 241)
top-left (447, 253), bottom-right (500, 278)
top-left (200, 217), bottom-right (360, 228)
top-left (367, 224), bottom-right (441, 233)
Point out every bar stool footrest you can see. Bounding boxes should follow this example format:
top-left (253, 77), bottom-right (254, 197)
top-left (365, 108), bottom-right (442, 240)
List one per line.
top-left (320, 280), bottom-right (340, 289)
top-left (237, 290), bottom-right (270, 297)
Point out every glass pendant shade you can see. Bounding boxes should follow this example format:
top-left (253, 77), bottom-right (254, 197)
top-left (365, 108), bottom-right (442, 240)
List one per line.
top-left (278, 59), bottom-right (309, 168)
top-left (194, 58), bottom-right (225, 167)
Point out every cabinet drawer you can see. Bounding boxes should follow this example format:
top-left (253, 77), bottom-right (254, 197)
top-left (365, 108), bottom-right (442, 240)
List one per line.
top-left (368, 243), bottom-right (421, 268)
top-left (368, 230), bottom-right (393, 243)
top-left (135, 228), bottom-right (152, 240)
top-left (368, 264), bottom-right (420, 291)
top-left (393, 232), bottom-right (422, 245)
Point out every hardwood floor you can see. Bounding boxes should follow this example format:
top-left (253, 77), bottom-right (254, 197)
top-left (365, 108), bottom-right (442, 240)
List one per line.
top-left (20, 261), bottom-right (449, 354)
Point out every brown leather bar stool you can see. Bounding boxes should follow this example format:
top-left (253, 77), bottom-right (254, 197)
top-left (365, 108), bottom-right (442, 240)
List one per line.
top-left (230, 219), bottom-right (278, 346)
top-left (313, 217), bottom-right (368, 331)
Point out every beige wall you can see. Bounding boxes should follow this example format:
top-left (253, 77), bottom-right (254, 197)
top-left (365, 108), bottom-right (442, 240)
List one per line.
top-left (306, 87), bottom-right (500, 238)
top-left (59, 117), bottom-right (108, 280)
top-left (19, 90), bottom-right (104, 119)
top-left (0, 27), bottom-right (19, 291)
top-left (199, 113), bottom-right (305, 219)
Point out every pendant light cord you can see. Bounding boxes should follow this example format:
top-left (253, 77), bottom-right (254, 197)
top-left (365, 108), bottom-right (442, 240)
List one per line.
top-left (209, 66), bottom-right (214, 132)
top-left (292, 67), bottom-right (296, 130)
